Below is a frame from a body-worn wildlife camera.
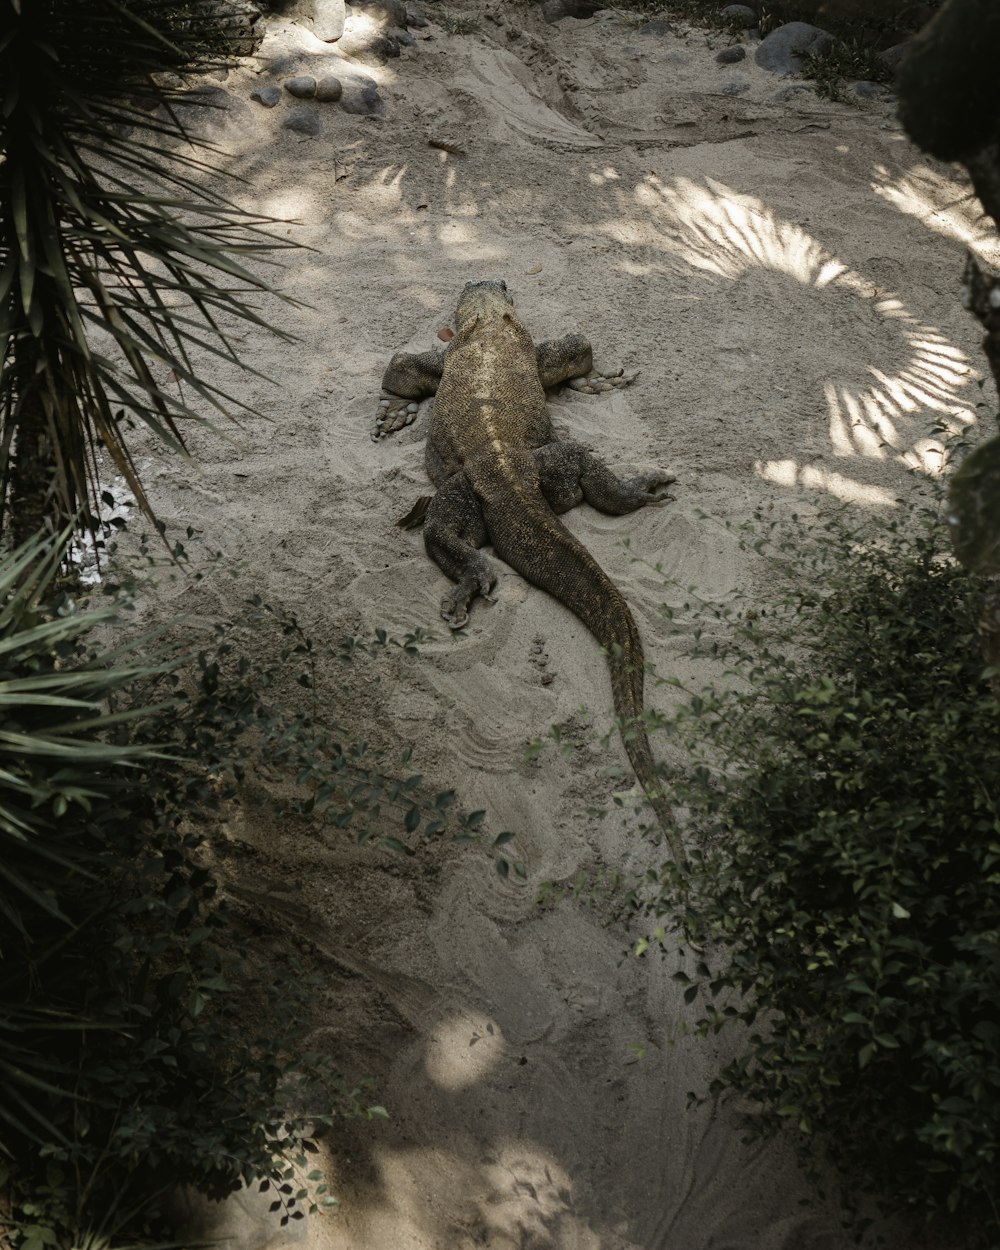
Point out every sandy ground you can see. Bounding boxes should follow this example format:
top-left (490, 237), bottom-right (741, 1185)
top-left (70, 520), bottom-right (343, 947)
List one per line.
top-left (134, 5), bottom-right (999, 1248)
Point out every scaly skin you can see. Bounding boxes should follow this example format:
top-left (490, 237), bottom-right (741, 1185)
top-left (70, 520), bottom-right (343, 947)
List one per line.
top-left (378, 280), bottom-right (682, 858)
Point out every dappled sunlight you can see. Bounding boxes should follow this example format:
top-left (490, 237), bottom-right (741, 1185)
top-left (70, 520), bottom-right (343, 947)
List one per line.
top-left (328, 1140), bottom-right (597, 1250)
top-left (424, 1012), bottom-right (505, 1091)
top-left (755, 458), bottom-right (897, 506)
top-left (634, 175), bottom-right (852, 288)
top-left (601, 174), bottom-right (979, 503)
top-left (259, 188), bottom-right (312, 221)
top-left (870, 163), bottom-right (1000, 260)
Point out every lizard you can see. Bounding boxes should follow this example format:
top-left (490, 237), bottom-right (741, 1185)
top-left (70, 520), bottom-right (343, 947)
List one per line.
top-left (375, 279), bottom-right (682, 858)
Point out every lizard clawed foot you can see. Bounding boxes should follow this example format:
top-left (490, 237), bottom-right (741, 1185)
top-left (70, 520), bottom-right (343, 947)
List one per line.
top-left (629, 470), bottom-right (677, 505)
top-left (441, 569), bottom-right (497, 630)
top-left (566, 367), bottom-right (640, 396)
top-left (373, 394), bottom-right (421, 441)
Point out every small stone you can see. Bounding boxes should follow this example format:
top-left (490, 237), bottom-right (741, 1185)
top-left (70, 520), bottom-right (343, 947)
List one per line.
top-left (313, 0), bottom-right (347, 41)
top-left (340, 80), bottom-right (384, 115)
top-left (406, 5), bottom-right (428, 26)
top-left (637, 19), bottom-right (674, 35)
top-left (250, 85), bottom-right (282, 108)
top-left (721, 76), bottom-right (751, 95)
top-left (542, 0), bottom-right (601, 21)
top-left (282, 107), bottom-right (321, 136)
top-left (315, 75), bottom-right (343, 102)
top-left (285, 75), bottom-right (317, 99)
top-left (664, 50), bottom-right (689, 64)
top-left (720, 4), bottom-right (757, 28)
top-left (716, 45), bottom-right (746, 64)
top-left (396, 29), bottom-right (415, 46)
top-left (540, 672), bottom-right (554, 686)
top-left (406, 402), bottom-right (418, 413)
top-left (849, 79), bottom-right (887, 100)
top-left (755, 21), bottom-right (835, 76)
top-left (151, 70), bottom-right (185, 90)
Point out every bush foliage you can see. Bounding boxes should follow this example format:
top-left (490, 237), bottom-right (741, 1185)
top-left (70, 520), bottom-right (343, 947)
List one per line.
top-left (0, 532), bottom-right (492, 1247)
top-left (635, 477), bottom-right (1000, 1241)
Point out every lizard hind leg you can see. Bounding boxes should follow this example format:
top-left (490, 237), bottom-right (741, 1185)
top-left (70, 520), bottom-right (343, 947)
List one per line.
top-left (424, 473), bottom-right (497, 629)
top-left (535, 440), bottom-right (676, 517)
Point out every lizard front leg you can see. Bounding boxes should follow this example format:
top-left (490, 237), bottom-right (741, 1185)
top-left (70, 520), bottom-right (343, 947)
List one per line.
top-left (423, 472), bottom-right (497, 629)
top-left (374, 346), bottom-right (446, 441)
top-left (535, 334), bottom-right (639, 393)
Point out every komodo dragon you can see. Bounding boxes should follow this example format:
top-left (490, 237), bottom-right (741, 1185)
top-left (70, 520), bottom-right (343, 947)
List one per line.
top-left (375, 279), bottom-right (681, 856)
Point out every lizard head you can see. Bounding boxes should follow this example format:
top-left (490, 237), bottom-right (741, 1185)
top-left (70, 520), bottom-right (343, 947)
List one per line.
top-left (452, 279), bottom-right (515, 334)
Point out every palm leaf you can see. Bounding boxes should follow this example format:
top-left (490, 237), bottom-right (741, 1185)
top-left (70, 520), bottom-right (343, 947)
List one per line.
top-left (0, 0), bottom-right (300, 544)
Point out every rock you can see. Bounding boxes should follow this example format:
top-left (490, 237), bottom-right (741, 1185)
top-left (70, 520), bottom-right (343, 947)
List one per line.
top-left (312, 0), bottom-right (346, 41)
top-left (169, 84), bottom-right (250, 134)
top-left (637, 19), bottom-right (674, 35)
top-left (405, 5), bottom-right (428, 26)
top-left (716, 45), bottom-right (746, 64)
top-left (315, 75), bottom-right (343, 101)
top-left (720, 3), bottom-right (757, 28)
top-left (340, 80), bottom-right (384, 115)
top-left (250, 84), bottom-right (282, 107)
top-left (541, 0), bottom-right (602, 21)
top-left (284, 75), bottom-right (317, 98)
top-left (849, 79), bottom-right (888, 99)
top-left (721, 76), bottom-right (751, 95)
top-left (352, 0), bottom-right (408, 26)
top-left (282, 107), bottom-right (321, 135)
top-left (336, 29), bottom-right (400, 62)
top-left (396, 28), bottom-right (415, 45)
top-left (877, 38), bottom-right (913, 76)
top-left (754, 21), bottom-right (835, 75)
top-left (664, 50), bottom-right (689, 64)
top-left (151, 70), bottom-right (185, 90)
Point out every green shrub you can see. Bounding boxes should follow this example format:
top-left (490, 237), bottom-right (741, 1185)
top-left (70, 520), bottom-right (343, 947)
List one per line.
top-left (803, 37), bottom-right (893, 99)
top-left (0, 531), bottom-right (489, 1247)
top-left (632, 476), bottom-right (1000, 1242)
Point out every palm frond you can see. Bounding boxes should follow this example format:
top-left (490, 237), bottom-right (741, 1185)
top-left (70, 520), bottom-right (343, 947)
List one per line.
top-left (0, 0), bottom-right (300, 544)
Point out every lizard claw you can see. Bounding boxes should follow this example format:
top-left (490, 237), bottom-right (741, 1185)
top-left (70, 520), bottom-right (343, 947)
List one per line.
top-left (441, 569), bottom-right (496, 628)
top-left (373, 394), bottom-right (420, 441)
top-left (566, 368), bottom-right (640, 396)
top-left (626, 470), bottom-right (677, 505)
top-left (442, 604), bottom-right (469, 631)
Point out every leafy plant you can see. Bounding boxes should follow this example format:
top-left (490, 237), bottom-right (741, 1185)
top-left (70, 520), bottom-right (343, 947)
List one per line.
top-left (0, 0), bottom-right (295, 547)
top-left (802, 37), bottom-right (892, 99)
top-left (0, 530), bottom-right (496, 1247)
top-left (628, 477), bottom-right (1000, 1243)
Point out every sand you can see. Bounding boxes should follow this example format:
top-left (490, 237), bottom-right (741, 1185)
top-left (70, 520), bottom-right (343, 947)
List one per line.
top-left (135, 5), bottom-right (998, 1248)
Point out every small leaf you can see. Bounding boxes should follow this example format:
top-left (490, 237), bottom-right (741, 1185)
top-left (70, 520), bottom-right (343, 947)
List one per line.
top-left (382, 836), bottom-right (413, 855)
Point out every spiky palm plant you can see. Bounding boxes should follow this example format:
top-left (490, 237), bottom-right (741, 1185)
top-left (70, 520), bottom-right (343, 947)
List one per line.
top-left (0, 0), bottom-right (294, 548)
top-left (0, 527), bottom-right (178, 1222)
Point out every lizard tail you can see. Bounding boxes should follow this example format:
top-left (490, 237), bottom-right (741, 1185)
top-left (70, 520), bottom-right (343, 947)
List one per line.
top-left (477, 480), bottom-right (684, 860)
